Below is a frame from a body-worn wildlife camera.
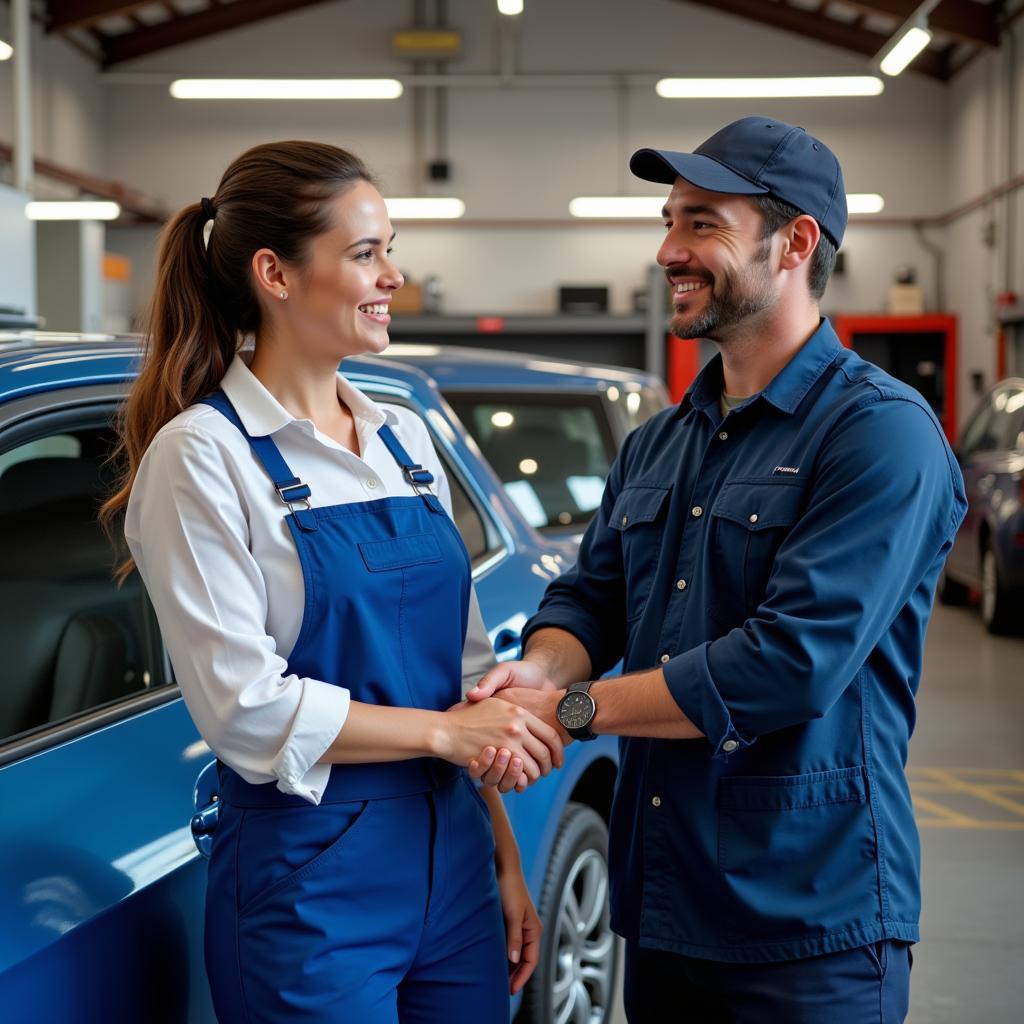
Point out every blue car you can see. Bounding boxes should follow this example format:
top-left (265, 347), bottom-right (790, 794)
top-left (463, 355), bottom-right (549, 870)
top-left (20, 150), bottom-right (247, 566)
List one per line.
top-left (0, 333), bottom-right (649, 1024)
top-left (938, 377), bottom-right (1024, 634)
top-left (384, 343), bottom-right (669, 542)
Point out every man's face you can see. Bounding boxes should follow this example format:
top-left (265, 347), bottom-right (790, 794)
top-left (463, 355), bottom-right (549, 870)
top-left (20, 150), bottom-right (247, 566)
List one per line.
top-left (657, 178), bottom-right (777, 342)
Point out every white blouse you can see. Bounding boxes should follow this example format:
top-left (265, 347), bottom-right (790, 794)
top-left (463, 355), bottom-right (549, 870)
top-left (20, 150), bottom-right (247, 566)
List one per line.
top-left (125, 353), bottom-right (497, 805)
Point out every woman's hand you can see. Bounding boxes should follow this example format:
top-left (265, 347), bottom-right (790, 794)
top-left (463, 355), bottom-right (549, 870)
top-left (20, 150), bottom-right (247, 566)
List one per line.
top-left (436, 698), bottom-right (564, 791)
top-left (497, 860), bottom-right (542, 995)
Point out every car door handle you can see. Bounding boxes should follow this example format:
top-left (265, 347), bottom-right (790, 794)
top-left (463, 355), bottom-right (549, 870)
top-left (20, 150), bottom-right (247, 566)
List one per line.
top-left (493, 628), bottom-right (522, 661)
top-left (191, 797), bottom-right (220, 837)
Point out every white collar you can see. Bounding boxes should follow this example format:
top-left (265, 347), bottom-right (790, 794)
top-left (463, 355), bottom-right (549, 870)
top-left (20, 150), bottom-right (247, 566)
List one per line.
top-left (219, 353), bottom-right (391, 438)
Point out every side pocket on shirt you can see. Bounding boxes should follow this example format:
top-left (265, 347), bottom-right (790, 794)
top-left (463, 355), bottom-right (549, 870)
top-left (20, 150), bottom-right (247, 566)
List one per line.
top-left (609, 483), bottom-right (672, 622)
top-left (709, 478), bottom-right (804, 625)
top-left (716, 766), bottom-right (879, 940)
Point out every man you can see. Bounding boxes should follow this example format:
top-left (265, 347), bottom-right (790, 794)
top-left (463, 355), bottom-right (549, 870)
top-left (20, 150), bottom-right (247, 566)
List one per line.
top-left (469, 117), bottom-right (966, 1022)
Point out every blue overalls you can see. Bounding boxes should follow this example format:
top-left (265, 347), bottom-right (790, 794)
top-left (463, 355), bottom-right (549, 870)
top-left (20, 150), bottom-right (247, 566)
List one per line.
top-left (199, 390), bottom-right (509, 1024)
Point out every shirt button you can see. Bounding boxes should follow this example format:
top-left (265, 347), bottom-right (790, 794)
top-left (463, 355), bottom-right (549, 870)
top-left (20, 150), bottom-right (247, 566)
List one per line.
top-left (366, 478), bottom-right (378, 489)
top-left (748, 513), bottom-right (758, 524)
top-left (651, 796), bottom-right (662, 807)
top-left (676, 579), bottom-right (687, 591)
top-left (723, 739), bottom-right (739, 753)
top-left (660, 654), bottom-right (670, 664)
top-left (691, 505), bottom-right (704, 518)
top-left (622, 514), bottom-right (629, 526)
top-left (718, 431), bottom-right (728, 441)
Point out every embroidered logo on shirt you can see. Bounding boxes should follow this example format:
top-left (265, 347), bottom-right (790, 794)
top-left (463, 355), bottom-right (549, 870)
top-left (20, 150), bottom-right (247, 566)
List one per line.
top-left (773, 466), bottom-right (800, 475)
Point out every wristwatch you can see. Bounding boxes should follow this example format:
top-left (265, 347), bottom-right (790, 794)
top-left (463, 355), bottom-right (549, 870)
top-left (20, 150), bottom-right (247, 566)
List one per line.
top-left (556, 680), bottom-right (597, 741)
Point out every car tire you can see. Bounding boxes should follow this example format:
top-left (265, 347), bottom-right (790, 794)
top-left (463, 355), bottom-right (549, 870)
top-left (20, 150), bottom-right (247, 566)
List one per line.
top-left (518, 801), bottom-right (618, 1024)
top-left (937, 561), bottom-right (969, 605)
top-left (980, 541), bottom-right (1020, 635)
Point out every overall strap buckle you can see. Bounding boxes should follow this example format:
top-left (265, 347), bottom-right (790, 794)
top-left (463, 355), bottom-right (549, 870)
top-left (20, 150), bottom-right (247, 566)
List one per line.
top-left (402, 464), bottom-right (435, 495)
top-left (275, 477), bottom-right (312, 513)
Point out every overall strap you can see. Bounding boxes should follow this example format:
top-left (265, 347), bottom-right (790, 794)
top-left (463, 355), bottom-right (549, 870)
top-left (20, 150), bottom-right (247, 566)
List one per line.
top-left (200, 391), bottom-right (316, 524)
top-left (377, 424), bottom-right (434, 492)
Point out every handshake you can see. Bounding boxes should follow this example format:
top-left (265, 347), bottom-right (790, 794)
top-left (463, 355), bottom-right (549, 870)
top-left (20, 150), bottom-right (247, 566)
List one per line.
top-left (440, 660), bottom-right (570, 794)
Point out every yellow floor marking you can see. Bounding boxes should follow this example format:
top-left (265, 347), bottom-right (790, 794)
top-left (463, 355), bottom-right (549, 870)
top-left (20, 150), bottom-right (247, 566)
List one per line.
top-left (925, 767), bottom-right (1024, 818)
top-left (909, 794), bottom-right (976, 826)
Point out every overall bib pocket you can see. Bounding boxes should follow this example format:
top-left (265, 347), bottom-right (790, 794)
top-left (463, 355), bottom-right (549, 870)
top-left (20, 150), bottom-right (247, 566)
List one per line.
top-left (710, 478), bottom-right (804, 625)
top-left (609, 483), bottom-right (672, 622)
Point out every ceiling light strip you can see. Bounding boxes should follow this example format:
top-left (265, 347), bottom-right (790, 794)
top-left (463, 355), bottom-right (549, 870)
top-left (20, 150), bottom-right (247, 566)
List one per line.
top-left (169, 79), bottom-right (404, 100)
top-left (879, 26), bottom-right (933, 77)
top-left (655, 76), bottom-right (883, 98)
top-left (26, 201), bottom-right (122, 220)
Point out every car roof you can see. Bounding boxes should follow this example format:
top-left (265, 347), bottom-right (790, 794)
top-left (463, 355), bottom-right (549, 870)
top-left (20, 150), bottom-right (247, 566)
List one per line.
top-left (379, 342), bottom-right (660, 392)
top-left (0, 333), bottom-right (442, 406)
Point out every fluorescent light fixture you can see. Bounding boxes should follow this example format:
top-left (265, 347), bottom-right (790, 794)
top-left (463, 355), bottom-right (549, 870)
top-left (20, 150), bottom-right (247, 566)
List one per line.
top-left (571, 194), bottom-right (886, 218)
top-left (879, 26), bottom-right (933, 77)
top-left (0, 38), bottom-right (12, 61)
top-left (26, 201), bottom-right (121, 220)
top-left (169, 79), bottom-right (403, 100)
top-left (497, 0), bottom-right (524, 14)
top-left (846, 193), bottom-right (885, 214)
top-left (385, 197), bottom-right (465, 219)
top-left (569, 196), bottom-right (665, 218)
top-left (656, 76), bottom-right (883, 98)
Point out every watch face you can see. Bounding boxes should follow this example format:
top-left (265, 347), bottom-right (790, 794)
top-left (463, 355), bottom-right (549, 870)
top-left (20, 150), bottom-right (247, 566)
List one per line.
top-left (558, 691), bottom-right (595, 731)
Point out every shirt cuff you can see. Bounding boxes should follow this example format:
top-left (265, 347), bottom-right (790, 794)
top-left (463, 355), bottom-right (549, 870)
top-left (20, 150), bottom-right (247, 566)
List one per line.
top-left (662, 643), bottom-right (754, 759)
top-left (272, 679), bottom-right (351, 805)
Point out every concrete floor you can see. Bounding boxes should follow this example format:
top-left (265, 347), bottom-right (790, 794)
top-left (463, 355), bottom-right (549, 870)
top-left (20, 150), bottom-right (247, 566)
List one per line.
top-left (608, 601), bottom-right (1024, 1023)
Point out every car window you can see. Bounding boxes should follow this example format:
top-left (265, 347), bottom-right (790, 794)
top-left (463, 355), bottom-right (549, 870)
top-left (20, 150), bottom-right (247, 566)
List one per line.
top-left (0, 420), bottom-right (168, 747)
top-left (619, 386), bottom-right (666, 432)
top-left (994, 387), bottom-right (1024, 450)
top-left (958, 395), bottom-right (1000, 458)
top-left (445, 392), bottom-right (616, 533)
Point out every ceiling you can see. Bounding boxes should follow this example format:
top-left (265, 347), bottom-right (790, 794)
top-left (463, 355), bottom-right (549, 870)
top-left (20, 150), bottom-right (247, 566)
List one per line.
top-left (41, 0), bottom-right (1008, 79)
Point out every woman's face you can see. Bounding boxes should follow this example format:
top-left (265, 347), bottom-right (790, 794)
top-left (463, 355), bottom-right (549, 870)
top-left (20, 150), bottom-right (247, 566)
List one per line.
top-left (278, 180), bottom-right (404, 360)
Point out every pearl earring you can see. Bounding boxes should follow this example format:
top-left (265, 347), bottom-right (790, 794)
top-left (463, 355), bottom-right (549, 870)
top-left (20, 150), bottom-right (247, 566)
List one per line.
top-left (279, 290), bottom-right (288, 299)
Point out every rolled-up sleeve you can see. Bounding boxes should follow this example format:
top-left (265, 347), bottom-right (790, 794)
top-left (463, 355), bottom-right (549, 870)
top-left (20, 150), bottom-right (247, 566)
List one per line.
top-left (663, 397), bottom-right (966, 755)
top-left (125, 425), bottom-right (350, 804)
top-left (521, 432), bottom-right (633, 676)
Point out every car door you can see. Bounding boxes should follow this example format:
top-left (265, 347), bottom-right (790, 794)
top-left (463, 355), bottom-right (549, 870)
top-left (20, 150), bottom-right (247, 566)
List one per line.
top-left (0, 386), bottom-right (216, 1024)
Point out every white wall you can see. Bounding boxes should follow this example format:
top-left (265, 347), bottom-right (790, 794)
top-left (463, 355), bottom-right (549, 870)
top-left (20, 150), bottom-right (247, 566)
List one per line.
top-left (945, 15), bottom-right (1024, 424)
top-left (0, 4), bottom-right (107, 181)
top-left (102, 0), bottom-right (951, 321)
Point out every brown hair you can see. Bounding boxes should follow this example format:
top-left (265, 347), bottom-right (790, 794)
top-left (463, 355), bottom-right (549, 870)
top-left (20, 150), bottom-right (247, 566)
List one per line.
top-left (101, 141), bottom-right (376, 581)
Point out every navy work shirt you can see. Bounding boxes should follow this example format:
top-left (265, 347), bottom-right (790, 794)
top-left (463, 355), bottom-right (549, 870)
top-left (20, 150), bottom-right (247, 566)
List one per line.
top-left (523, 320), bottom-right (966, 963)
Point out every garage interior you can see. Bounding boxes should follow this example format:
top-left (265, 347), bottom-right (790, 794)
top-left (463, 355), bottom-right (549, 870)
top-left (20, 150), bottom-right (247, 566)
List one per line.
top-left (1, 1), bottom-right (1022, 1022)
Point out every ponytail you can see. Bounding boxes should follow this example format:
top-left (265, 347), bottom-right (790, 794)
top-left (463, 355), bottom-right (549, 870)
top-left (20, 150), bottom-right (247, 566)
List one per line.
top-left (101, 141), bottom-right (375, 582)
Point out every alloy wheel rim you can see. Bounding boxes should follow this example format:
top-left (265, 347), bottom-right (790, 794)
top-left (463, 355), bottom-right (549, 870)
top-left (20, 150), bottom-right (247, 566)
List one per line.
top-left (982, 548), bottom-right (997, 625)
top-left (551, 848), bottom-right (615, 1024)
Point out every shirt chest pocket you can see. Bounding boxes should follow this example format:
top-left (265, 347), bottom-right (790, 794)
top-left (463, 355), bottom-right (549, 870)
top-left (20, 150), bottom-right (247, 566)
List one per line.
top-left (610, 484), bottom-right (672, 621)
top-left (710, 479), bottom-right (804, 624)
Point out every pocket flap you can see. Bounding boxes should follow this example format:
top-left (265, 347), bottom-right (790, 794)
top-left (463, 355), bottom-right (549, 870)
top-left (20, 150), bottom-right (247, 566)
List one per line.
top-left (712, 479), bottom-right (804, 531)
top-left (610, 484), bottom-right (671, 531)
top-left (358, 532), bottom-right (442, 571)
top-left (719, 766), bottom-right (867, 812)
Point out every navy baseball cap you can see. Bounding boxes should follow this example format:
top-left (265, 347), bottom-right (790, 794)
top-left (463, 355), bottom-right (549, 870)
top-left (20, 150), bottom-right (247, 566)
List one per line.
top-left (630, 116), bottom-right (847, 248)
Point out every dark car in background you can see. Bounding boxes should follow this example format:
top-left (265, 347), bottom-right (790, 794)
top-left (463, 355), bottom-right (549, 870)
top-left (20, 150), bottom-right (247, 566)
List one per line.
top-left (382, 344), bottom-right (669, 540)
top-left (939, 377), bottom-right (1024, 634)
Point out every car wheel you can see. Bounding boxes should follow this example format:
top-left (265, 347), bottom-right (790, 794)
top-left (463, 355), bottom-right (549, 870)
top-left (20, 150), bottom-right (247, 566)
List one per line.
top-left (980, 541), bottom-right (1019, 635)
top-left (519, 802), bottom-right (618, 1024)
top-left (937, 561), bottom-right (969, 605)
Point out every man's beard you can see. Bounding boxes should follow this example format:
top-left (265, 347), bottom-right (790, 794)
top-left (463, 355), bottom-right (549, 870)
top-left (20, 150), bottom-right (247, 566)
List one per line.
top-left (669, 243), bottom-right (776, 341)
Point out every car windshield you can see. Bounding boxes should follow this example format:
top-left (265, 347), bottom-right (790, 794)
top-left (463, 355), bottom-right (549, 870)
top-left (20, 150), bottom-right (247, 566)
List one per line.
top-left (445, 392), bottom-right (617, 533)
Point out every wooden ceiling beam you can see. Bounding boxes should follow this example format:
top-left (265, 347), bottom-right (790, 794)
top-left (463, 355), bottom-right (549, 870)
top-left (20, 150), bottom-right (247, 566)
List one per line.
top-left (100, 0), bottom-right (339, 67)
top-left (839, 1), bottom-right (1000, 48)
top-left (46, 2), bottom-right (154, 33)
top-left (678, 0), bottom-right (951, 79)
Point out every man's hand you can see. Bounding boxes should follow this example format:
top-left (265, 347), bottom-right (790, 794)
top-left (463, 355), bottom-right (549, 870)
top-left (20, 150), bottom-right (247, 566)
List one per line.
top-left (467, 659), bottom-right (556, 701)
top-left (469, 686), bottom-right (571, 788)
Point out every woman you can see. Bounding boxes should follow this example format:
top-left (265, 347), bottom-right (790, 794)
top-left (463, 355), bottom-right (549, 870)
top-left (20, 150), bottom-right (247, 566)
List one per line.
top-left (101, 141), bottom-right (563, 1023)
